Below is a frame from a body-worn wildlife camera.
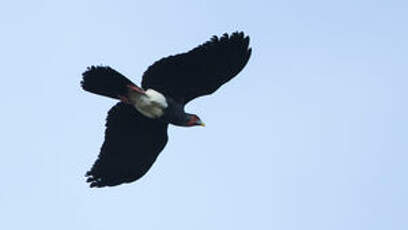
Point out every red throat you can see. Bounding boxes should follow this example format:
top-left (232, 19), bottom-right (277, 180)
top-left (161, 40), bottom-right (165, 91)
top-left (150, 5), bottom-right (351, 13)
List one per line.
top-left (187, 116), bottom-right (198, 126)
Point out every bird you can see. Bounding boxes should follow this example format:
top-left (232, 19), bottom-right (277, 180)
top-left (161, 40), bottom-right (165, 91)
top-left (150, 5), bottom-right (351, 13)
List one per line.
top-left (81, 32), bottom-right (252, 188)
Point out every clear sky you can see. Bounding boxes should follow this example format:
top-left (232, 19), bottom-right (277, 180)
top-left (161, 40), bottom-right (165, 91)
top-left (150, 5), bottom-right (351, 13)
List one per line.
top-left (0, 0), bottom-right (407, 229)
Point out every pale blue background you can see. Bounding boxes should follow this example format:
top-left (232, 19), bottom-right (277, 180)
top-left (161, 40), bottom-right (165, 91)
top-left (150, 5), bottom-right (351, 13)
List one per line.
top-left (0, 1), bottom-right (407, 229)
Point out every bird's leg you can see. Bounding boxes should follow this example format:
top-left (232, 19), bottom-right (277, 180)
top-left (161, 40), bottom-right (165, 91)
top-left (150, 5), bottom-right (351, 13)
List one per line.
top-left (127, 84), bottom-right (146, 95)
top-left (120, 85), bottom-right (146, 104)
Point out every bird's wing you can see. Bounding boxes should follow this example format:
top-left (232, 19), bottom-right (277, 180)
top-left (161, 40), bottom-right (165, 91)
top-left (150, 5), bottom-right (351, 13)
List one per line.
top-left (141, 32), bottom-right (252, 104)
top-left (86, 102), bottom-right (168, 188)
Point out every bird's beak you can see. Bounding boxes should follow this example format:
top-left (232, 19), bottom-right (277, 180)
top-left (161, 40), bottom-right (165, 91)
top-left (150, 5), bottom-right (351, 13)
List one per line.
top-left (199, 121), bottom-right (206, 127)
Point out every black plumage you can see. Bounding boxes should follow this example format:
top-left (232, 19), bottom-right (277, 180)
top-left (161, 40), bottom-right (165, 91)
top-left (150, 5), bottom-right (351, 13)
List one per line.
top-left (82, 32), bottom-right (251, 187)
top-left (82, 66), bottom-right (136, 100)
top-left (85, 103), bottom-right (168, 187)
top-left (142, 32), bottom-right (251, 104)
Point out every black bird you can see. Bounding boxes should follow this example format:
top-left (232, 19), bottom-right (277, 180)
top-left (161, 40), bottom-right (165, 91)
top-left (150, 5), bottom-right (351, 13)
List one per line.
top-left (81, 32), bottom-right (251, 187)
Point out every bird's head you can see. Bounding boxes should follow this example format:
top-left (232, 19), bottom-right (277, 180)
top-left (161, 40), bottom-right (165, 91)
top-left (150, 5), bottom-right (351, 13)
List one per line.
top-left (186, 114), bottom-right (205, 127)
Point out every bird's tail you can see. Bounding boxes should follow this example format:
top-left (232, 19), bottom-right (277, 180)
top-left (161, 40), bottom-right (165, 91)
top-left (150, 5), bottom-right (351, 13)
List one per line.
top-left (81, 66), bottom-right (144, 100)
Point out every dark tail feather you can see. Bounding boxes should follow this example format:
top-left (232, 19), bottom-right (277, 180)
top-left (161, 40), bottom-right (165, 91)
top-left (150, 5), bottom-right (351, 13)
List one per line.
top-left (81, 66), bottom-right (137, 99)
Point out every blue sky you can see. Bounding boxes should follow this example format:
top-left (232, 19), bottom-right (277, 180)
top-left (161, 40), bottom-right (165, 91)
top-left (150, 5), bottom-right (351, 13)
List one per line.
top-left (0, 0), bottom-right (407, 229)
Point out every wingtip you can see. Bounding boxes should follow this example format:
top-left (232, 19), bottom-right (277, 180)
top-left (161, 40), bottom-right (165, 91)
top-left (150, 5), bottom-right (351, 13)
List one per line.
top-left (89, 182), bottom-right (98, 188)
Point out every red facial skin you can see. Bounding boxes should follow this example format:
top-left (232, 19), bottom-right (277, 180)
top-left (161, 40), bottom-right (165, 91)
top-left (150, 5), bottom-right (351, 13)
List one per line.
top-left (187, 115), bottom-right (200, 126)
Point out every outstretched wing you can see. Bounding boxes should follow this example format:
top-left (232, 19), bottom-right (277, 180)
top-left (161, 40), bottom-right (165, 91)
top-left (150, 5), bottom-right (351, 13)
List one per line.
top-left (141, 32), bottom-right (252, 104)
top-left (86, 103), bottom-right (168, 188)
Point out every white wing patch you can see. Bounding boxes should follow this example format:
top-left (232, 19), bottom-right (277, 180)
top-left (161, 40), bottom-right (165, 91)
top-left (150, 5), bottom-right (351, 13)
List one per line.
top-left (129, 89), bottom-right (167, 119)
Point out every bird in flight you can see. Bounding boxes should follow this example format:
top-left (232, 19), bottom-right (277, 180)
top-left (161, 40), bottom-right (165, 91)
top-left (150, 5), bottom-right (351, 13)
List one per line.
top-left (81, 32), bottom-right (252, 187)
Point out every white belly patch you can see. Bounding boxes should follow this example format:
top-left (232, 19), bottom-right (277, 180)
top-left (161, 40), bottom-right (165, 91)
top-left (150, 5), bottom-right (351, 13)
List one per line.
top-left (129, 89), bottom-right (167, 119)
